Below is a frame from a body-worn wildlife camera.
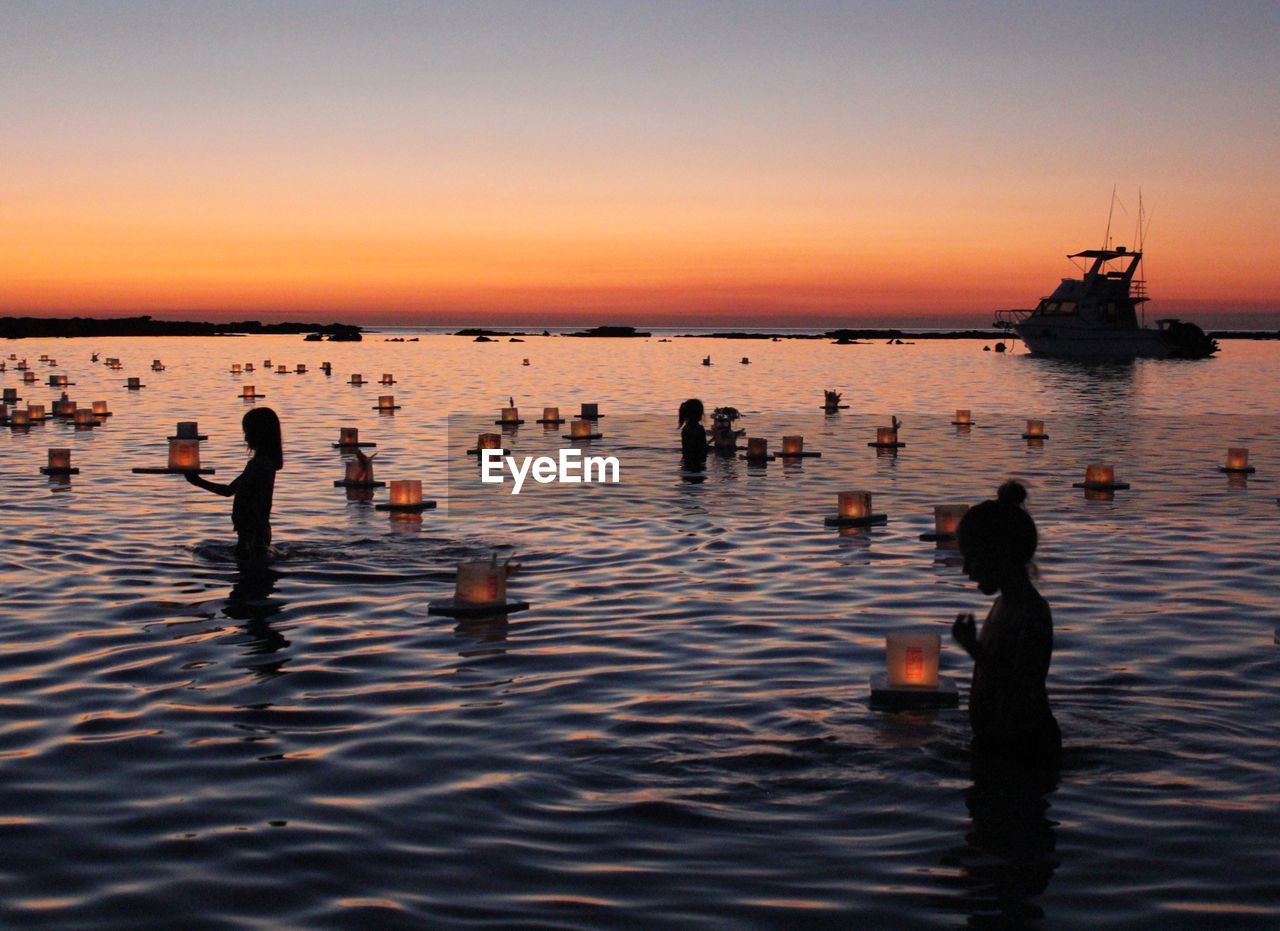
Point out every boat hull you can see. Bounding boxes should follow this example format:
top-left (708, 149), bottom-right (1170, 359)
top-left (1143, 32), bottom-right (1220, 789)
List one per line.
top-left (1014, 321), bottom-right (1170, 360)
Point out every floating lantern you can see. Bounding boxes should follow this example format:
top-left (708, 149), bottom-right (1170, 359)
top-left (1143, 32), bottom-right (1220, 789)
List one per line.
top-left (869, 630), bottom-right (958, 708)
top-left (39, 354), bottom-right (49, 362)
top-left (263, 359), bottom-right (272, 368)
top-left (1220, 447), bottom-right (1255, 474)
top-left (125, 377), bottom-right (144, 390)
top-left (333, 455), bottom-right (385, 488)
top-left (428, 557), bottom-right (530, 617)
top-left (537, 406), bottom-right (564, 425)
top-left (17, 360), bottom-right (28, 370)
top-left (73, 408), bottom-right (97, 429)
top-left (496, 406), bottom-right (523, 425)
top-left (375, 479), bottom-right (437, 513)
top-left (334, 426), bottom-right (376, 448)
top-left (167, 438), bottom-right (201, 471)
top-left (276, 364), bottom-right (288, 374)
top-left (579, 403), bottom-right (601, 420)
top-left (920, 504), bottom-right (968, 542)
top-left (741, 357), bottom-right (750, 364)
top-left (9, 408), bottom-right (31, 429)
top-left (52, 398), bottom-right (76, 417)
top-left (740, 437), bottom-right (773, 463)
top-left (46, 359), bottom-right (57, 367)
top-left (42, 448), bottom-right (78, 475)
top-left (1074, 463), bottom-right (1129, 491)
top-left (240, 385), bottom-right (264, 400)
top-left (1022, 419), bottom-right (1048, 440)
top-left (702, 355), bottom-right (712, 366)
top-left (92, 400), bottom-right (111, 418)
top-left (231, 363), bottom-right (242, 374)
top-left (295, 363), bottom-right (307, 374)
top-left (523, 358), bottom-right (531, 366)
top-left (48, 374), bottom-right (69, 387)
top-left (564, 419), bottom-right (602, 441)
top-left (380, 373), bottom-right (394, 385)
top-left (151, 360), bottom-right (164, 371)
top-left (826, 490), bottom-right (888, 527)
top-left (169, 421), bottom-right (207, 441)
top-left (952, 409), bottom-right (973, 426)
top-left (2, 387), bottom-right (18, 404)
top-left (467, 432), bottom-right (504, 455)
top-left (26, 403), bottom-right (47, 422)
top-left (349, 373), bottom-right (365, 385)
top-left (320, 362), bottom-right (331, 375)
top-left (374, 395), bottom-right (401, 412)
top-left (23, 371), bottom-right (36, 383)
top-left (0, 404), bottom-right (6, 424)
top-left (244, 362), bottom-right (254, 372)
top-left (779, 434), bottom-right (820, 458)
top-left (869, 426), bottom-right (905, 449)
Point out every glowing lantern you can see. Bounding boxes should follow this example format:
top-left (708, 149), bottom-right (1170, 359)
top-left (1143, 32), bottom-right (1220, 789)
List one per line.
top-left (263, 359), bottom-right (271, 368)
top-left (338, 427), bottom-right (361, 447)
top-left (296, 364), bottom-right (306, 374)
top-left (349, 373), bottom-right (364, 385)
top-left (27, 403), bottom-right (46, 421)
top-left (49, 374), bottom-right (68, 387)
top-left (23, 372), bottom-right (36, 383)
top-left (839, 491), bottom-right (872, 519)
top-left (377, 395), bottom-right (398, 411)
top-left (570, 419), bottom-right (593, 439)
top-left (1024, 419), bottom-right (1047, 439)
top-left (580, 403), bottom-right (600, 420)
top-left (277, 364), bottom-right (287, 374)
top-left (1223, 448), bottom-right (1254, 473)
top-left (746, 437), bottom-right (769, 459)
top-left (240, 385), bottom-right (259, 399)
top-left (320, 362), bottom-right (331, 374)
top-left (455, 560), bottom-right (508, 608)
top-left (92, 401), bottom-right (110, 417)
top-left (10, 408), bottom-right (32, 428)
top-left (126, 377), bottom-right (143, 389)
top-left (540, 406), bottom-right (561, 424)
top-left (174, 421), bottom-right (200, 439)
top-left (244, 363), bottom-right (255, 372)
top-left (885, 631), bottom-right (941, 688)
top-left (781, 435), bottom-right (804, 456)
top-left (499, 406), bottom-right (520, 424)
top-left (380, 373), bottom-right (394, 385)
top-left (151, 360), bottom-right (164, 371)
top-left (1075, 463), bottom-right (1128, 490)
top-left (478, 432), bottom-right (502, 450)
top-left (73, 408), bottom-right (96, 428)
top-left (39, 354), bottom-right (48, 362)
top-left (46, 448), bottom-right (74, 473)
top-left (53, 398), bottom-right (76, 416)
top-left (168, 438), bottom-right (201, 471)
top-left (953, 409), bottom-right (972, 426)
top-left (344, 459), bottom-right (373, 484)
top-left (389, 480), bottom-right (423, 506)
top-left (933, 504), bottom-right (968, 537)
top-left (876, 426), bottom-right (898, 445)
top-left (231, 363), bottom-right (242, 374)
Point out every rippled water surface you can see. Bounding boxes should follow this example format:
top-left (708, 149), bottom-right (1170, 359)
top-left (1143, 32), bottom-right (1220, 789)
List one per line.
top-left (2, 334), bottom-right (1278, 928)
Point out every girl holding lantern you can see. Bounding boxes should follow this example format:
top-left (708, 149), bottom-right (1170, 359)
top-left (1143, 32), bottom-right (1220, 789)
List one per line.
top-left (678, 398), bottom-right (708, 466)
top-left (186, 407), bottom-right (283, 562)
top-left (951, 480), bottom-right (1060, 768)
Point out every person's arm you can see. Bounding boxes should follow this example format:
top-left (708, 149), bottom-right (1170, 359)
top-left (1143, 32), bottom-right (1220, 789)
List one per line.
top-left (954, 607), bottom-right (1051, 689)
top-left (186, 472), bottom-right (238, 497)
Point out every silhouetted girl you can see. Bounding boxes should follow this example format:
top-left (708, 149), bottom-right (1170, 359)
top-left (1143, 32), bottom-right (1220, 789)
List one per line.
top-left (952, 480), bottom-right (1060, 767)
top-left (679, 398), bottom-right (707, 465)
top-left (187, 407), bottom-right (283, 561)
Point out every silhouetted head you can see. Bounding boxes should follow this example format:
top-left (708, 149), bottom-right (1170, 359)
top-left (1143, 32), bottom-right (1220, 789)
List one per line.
top-left (679, 398), bottom-right (704, 427)
top-left (957, 480), bottom-right (1036, 594)
top-left (242, 406), bottom-right (283, 470)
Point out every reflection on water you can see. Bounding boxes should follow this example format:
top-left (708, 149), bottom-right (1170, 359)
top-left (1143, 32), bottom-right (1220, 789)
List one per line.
top-left (0, 335), bottom-right (1278, 927)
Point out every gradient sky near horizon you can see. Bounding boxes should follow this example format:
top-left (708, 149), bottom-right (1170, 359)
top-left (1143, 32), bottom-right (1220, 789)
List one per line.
top-left (3, 1), bottom-right (1278, 326)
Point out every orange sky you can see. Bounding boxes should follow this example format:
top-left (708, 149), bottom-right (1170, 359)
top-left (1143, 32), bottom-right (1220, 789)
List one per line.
top-left (3, 4), bottom-right (1278, 326)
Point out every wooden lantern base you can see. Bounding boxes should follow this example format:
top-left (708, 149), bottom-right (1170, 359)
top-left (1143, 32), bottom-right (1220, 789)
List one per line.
top-left (1022, 433), bottom-right (1050, 440)
top-left (333, 479), bottom-right (385, 488)
top-left (821, 404), bottom-right (851, 411)
top-left (375, 500), bottom-right (438, 512)
top-left (739, 453), bottom-right (775, 462)
top-left (333, 441), bottom-right (377, 448)
top-left (132, 467), bottom-right (216, 475)
top-left (825, 513), bottom-right (887, 527)
top-left (28, 414), bottom-right (53, 422)
top-left (168, 434), bottom-right (208, 441)
top-left (869, 441), bottom-right (906, 448)
top-left (778, 450), bottom-right (821, 458)
top-left (41, 467), bottom-right (80, 475)
top-left (374, 405), bottom-right (403, 411)
top-left (563, 432), bottom-right (603, 441)
top-left (241, 394), bottom-right (266, 399)
top-left (951, 421), bottom-right (975, 426)
top-left (466, 447), bottom-right (507, 456)
top-left (919, 531), bottom-right (956, 542)
top-left (124, 384), bottom-right (146, 389)
top-left (428, 598), bottom-right (530, 618)
top-left (495, 418), bottom-right (525, 425)
top-left (869, 673), bottom-right (959, 709)
top-left (1218, 466), bottom-right (1256, 475)
top-left (94, 412), bottom-right (114, 418)
top-left (1073, 481), bottom-right (1130, 491)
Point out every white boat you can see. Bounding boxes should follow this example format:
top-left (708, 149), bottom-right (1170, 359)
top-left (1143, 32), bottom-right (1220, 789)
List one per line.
top-left (995, 245), bottom-right (1217, 360)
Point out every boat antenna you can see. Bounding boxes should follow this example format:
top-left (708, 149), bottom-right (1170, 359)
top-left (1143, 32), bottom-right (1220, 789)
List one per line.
top-left (1102, 184), bottom-right (1117, 250)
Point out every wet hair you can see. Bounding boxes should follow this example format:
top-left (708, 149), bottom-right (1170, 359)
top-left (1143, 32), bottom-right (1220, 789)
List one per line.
top-left (242, 406), bottom-right (283, 470)
top-left (678, 398), bottom-right (704, 428)
top-left (957, 480), bottom-right (1036, 567)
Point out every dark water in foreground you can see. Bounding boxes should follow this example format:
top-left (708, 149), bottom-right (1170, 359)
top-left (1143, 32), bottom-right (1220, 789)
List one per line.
top-left (2, 336), bottom-right (1278, 928)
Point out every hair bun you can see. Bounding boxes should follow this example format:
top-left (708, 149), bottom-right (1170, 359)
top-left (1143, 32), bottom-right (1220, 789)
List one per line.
top-left (997, 480), bottom-right (1027, 507)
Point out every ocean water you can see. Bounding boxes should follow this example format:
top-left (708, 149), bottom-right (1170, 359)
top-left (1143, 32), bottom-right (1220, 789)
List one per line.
top-left (2, 334), bottom-right (1278, 928)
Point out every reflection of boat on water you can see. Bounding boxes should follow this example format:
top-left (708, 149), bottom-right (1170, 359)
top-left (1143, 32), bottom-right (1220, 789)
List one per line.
top-left (995, 244), bottom-right (1217, 360)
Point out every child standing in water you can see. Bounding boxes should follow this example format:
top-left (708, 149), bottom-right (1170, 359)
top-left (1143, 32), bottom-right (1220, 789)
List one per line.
top-left (678, 398), bottom-right (708, 466)
top-left (187, 407), bottom-right (283, 562)
top-left (952, 480), bottom-right (1061, 767)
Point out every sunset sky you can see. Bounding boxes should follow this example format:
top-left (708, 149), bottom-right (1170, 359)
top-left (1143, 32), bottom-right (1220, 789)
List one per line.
top-left (3, 1), bottom-right (1278, 326)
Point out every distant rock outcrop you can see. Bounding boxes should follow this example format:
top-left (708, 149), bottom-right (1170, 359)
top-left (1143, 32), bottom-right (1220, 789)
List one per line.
top-left (0, 315), bottom-right (361, 340)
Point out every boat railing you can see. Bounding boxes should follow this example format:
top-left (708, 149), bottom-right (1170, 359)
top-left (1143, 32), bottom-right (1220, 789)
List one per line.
top-left (993, 308), bottom-right (1032, 330)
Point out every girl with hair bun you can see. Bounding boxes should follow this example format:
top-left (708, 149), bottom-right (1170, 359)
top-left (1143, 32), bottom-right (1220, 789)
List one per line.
top-left (952, 480), bottom-right (1061, 766)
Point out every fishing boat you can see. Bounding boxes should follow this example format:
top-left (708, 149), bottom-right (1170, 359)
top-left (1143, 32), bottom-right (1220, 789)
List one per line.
top-left (995, 244), bottom-right (1217, 360)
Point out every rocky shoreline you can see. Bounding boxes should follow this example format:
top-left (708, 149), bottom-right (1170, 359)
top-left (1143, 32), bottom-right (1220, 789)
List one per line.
top-left (0, 316), bottom-right (362, 340)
